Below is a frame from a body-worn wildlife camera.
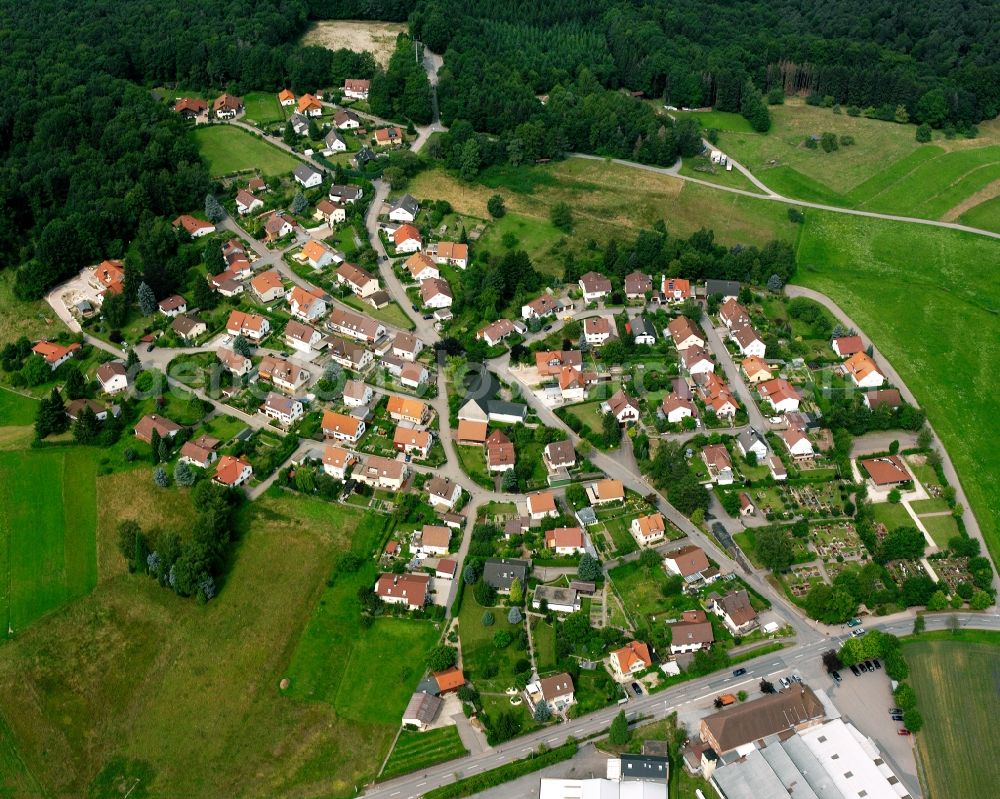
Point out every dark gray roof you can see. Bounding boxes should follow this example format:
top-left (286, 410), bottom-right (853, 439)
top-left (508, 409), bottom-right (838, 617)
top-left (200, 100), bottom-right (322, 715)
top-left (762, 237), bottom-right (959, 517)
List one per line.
top-left (705, 279), bottom-right (741, 297)
top-left (483, 558), bottom-right (528, 591)
top-left (294, 163), bottom-right (321, 181)
top-left (630, 317), bottom-right (655, 339)
top-left (355, 147), bottom-right (375, 166)
top-left (486, 400), bottom-right (526, 420)
top-left (620, 753), bottom-right (669, 782)
top-left (391, 193), bottom-right (419, 216)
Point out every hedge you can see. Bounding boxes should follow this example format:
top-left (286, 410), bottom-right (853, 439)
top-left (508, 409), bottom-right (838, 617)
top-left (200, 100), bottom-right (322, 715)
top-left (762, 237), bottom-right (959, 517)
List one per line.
top-left (423, 742), bottom-right (578, 799)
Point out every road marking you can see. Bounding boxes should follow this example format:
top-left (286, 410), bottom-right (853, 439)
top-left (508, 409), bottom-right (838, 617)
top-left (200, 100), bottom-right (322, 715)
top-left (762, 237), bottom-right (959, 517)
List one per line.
top-left (390, 792), bottom-right (400, 797)
top-left (416, 782), bottom-right (426, 787)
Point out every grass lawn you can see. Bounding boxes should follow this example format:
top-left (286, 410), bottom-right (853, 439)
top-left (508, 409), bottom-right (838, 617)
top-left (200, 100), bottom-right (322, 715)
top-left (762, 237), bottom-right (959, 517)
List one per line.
top-left (920, 514), bottom-right (960, 549)
top-left (564, 400), bottom-right (604, 435)
top-left (531, 618), bottom-right (557, 671)
top-left (0, 387), bottom-right (38, 450)
top-left (243, 91), bottom-right (286, 126)
top-left (341, 293), bottom-right (415, 331)
top-left (870, 501), bottom-right (913, 531)
top-left (671, 109), bottom-right (755, 133)
top-left (909, 497), bottom-right (951, 514)
top-left (454, 445), bottom-right (494, 490)
top-left (958, 193), bottom-right (1000, 233)
top-left (608, 561), bottom-right (696, 629)
top-left (458, 593), bottom-right (527, 691)
top-left (380, 726), bottom-right (468, 781)
top-left (0, 271), bottom-right (69, 353)
top-left (0, 448), bottom-right (97, 635)
top-left (904, 632), bottom-right (1000, 799)
top-left (193, 125), bottom-right (302, 177)
top-left (796, 211), bottom-right (1000, 565)
top-left (602, 516), bottom-right (639, 556)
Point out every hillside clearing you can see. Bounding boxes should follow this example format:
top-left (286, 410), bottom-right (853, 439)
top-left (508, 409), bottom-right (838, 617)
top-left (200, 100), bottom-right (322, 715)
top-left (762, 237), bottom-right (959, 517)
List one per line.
top-left (193, 125), bottom-right (302, 177)
top-left (300, 20), bottom-right (407, 67)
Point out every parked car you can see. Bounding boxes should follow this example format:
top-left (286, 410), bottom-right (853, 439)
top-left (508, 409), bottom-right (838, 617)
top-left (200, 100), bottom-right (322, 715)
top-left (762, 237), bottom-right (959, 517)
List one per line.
top-left (847, 618), bottom-right (862, 627)
top-left (831, 670), bottom-right (842, 683)
top-left (790, 674), bottom-right (802, 684)
top-left (872, 659), bottom-right (881, 670)
top-left (864, 660), bottom-right (874, 671)
top-left (780, 677), bottom-right (791, 690)
top-left (411, 303), bottom-right (420, 311)
top-left (859, 662), bottom-right (869, 673)
top-left (898, 729), bottom-right (911, 736)
top-left (851, 628), bottom-right (866, 637)
top-left (146, 344), bottom-right (155, 352)
top-left (850, 664), bottom-right (861, 676)
top-left (543, 324), bottom-right (553, 332)
top-left (631, 682), bottom-right (643, 696)
top-left (888, 706), bottom-right (902, 714)
top-left (732, 668), bottom-right (747, 677)
top-left (891, 714), bottom-right (904, 721)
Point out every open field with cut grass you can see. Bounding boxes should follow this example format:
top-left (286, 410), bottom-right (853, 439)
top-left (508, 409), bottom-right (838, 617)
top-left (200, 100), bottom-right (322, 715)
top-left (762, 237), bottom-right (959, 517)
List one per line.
top-left (920, 514), bottom-right (960, 549)
top-left (0, 388), bottom-right (38, 450)
top-left (670, 109), bottom-right (755, 133)
top-left (380, 726), bottom-right (468, 781)
top-left (796, 212), bottom-right (1000, 565)
top-left (957, 193), bottom-right (1000, 233)
top-left (0, 492), bottom-right (426, 798)
top-left (341, 293), bottom-right (415, 331)
top-left (242, 91), bottom-right (287, 126)
top-left (0, 448), bottom-right (97, 636)
top-left (301, 20), bottom-right (407, 67)
top-left (904, 632), bottom-right (1000, 799)
top-left (193, 125), bottom-right (302, 176)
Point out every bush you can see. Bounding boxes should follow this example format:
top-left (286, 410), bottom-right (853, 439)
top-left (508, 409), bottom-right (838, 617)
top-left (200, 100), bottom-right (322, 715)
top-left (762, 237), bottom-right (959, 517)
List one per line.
top-left (482, 611), bottom-right (495, 626)
top-left (492, 630), bottom-right (512, 649)
top-left (916, 123), bottom-right (932, 143)
top-left (426, 645), bottom-right (459, 672)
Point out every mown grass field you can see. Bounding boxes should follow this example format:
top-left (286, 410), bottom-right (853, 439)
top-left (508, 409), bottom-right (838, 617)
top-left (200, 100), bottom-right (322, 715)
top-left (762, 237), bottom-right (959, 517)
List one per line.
top-left (0, 448), bottom-right (97, 635)
top-left (380, 727), bottom-right (468, 781)
top-left (193, 125), bottom-right (302, 176)
top-left (0, 490), bottom-right (431, 798)
top-left (0, 387), bottom-right (37, 451)
top-left (904, 632), bottom-right (1000, 799)
top-left (242, 91), bottom-right (286, 126)
top-left (796, 212), bottom-right (1000, 565)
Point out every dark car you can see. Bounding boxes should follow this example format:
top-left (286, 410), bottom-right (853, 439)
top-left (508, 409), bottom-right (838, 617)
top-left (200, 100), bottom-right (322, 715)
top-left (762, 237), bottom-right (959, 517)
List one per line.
top-left (146, 344), bottom-right (155, 352)
top-left (891, 714), bottom-right (904, 721)
top-left (872, 659), bottom-right (881, 670)
top-left (422, 314), bottom-right (434, 320)
top-left (864, 660), bottom-right (874, 671)
top-left (543, 324), bottom-right (553, 332)
top-left (732, 668), bottom-right (747, 677)
top-left (850, 664), bottom-right (861, 676)
top-left (831, 670), bottom-right (842, 682)
top-left (411, 303), bottom-right (420, 311)
top-left (631, 682), bottom-right (643, 696)
top-left (859, 662), bottom-right (869, 673)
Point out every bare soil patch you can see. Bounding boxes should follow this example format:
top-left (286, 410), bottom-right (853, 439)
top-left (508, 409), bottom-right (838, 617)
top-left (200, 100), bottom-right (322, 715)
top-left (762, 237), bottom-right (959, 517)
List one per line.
top-left (301, 20), bottom-right (407, 67)
top-left (941, 177), bottom-right (1000, 221)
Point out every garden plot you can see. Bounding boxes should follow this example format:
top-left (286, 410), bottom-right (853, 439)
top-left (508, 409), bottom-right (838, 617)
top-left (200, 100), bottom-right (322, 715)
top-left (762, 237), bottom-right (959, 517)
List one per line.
top-left (811, 522), bottom-right (865, 561)
top-left (928, 557), bottom-right (974, 593)
top-left (885, 558), bottom-right (932, 585)
top-left (786, 563), bottom-right (826, 597)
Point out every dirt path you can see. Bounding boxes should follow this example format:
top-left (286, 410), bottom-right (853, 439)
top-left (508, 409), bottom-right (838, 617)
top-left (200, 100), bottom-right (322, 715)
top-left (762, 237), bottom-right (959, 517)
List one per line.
top-left (940, 177), bottom-right (1000, 222)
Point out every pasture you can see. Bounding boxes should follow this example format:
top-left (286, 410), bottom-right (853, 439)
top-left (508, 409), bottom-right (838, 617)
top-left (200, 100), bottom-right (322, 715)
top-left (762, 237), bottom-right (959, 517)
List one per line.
top-left (0, 448), bottom-right (97, 635)
top-left (904, 632), bottom-right (1000, 799)
top-left (193, 125), bottom-right (302, 176)
top-left (0, 387), bottom-right (37, 450)
top-left (242, 91), bottom-right (287, 126)
top-left (380, 727), bottom-right (468, 780)
top-left (301, 20), bottom-right (407, 67)
top-left (796, 211), bottom-right (1000, 565)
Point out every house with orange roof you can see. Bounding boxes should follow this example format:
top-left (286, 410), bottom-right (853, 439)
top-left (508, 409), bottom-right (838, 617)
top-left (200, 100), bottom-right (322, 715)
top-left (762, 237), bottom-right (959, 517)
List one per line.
top-left (667, 316), bottom-right (705, 350)
top-left (526, 491), bottom-right (558, 520)
top-left (226, 310), bottom-right (270, 341)
top-left (322, 411), bottom-right (365, 444)
top-left (94, 259), bottom-right (125, 294)
top-left (405, 252), bottom-right (439, 282)
top-left (609, 640), bottom-right (653, 679)
top-left (861, 455), bottom-right (911, 487)
top-left (173, 215), bottom-right (215, 238)
top-left (373, 126), bottom-right (404, 146)
top-left (842, 351), bottom-right (885, 388)
top-left (630, 513), bottom-right (666, 547)
top-left (250, 270), bottom-right (284, 303)
top-left (433, 667), bottom-right (465, 694)
top-left (300, 240), bottom-right (336, 270)
top-left (173, 97), bottom-right (207, 118)
top-left (32, 340), bottom-right (80, 370)
top-left (216, 347), bottom-right (252, 376)
top-left (757, 378), bottom-right (800, 413)
top-left (322, 446), bottom-right (356, 479)
top-left (544, 527), bottom-right (586, 555)
top-left (781, 428), bottom-right (814, 459)
top-left (278, 89), bottom-right (295, 106)
top-left (393, 224), bottom-right (422, 253)
top-left (213, 455), bottom-right (253, 487)
top-left (374, 573), bottom-right (428, 611)
top-left (427, 241), bottom-right (469, 269)
top-left (456, 419), bottom-right (488, 445)
top-left (587, 479), bottom-right (625, 505)
top-left (661, 277), bottom-right (692, 303)
top-left (741, 355), bottom-right (772, 384)
top-left (394, 427), bottom-right (432, 459)
top-left (296, 93), bottom-right (322, 116)
top-left (832, 335), bottom-right (864, 358)
top-left (387, 395), bottom-right (428, 425)
top-left (287, 285), bottom-right (328, 322)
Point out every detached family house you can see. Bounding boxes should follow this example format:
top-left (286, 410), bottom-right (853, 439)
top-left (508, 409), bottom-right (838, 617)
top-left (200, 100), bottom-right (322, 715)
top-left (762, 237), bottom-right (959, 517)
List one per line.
top-left (609, 641), bottom-right (653, 679)
top-left (343, 79), bottom-right (370, 101)
top-left (388, 194), bottom-right (419, 223)
top-left (96, 361), bottom-right (129, 394)
top-left (288, 286), bottom-right (328, 322)
top-left (294, 164), bottom-right (323, 189)
top-left (630, 513), bottom-right (666, 547)
top-left (374, 573), bottom-right (428, 611)
top-left (578, 271), bottom-right (611, 303)
top-left (322, 411), bottom-right (365, 444)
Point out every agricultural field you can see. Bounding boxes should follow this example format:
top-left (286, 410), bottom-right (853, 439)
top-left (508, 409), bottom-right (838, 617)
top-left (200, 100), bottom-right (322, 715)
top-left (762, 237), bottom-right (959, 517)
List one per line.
top-left (795, 211), bottom-right (1000, 565)
top-left (710, 99), bottom-right (1000, 222)
top-left (193, 125), bottom-right (302, 177)
top-left (300, 20), bottom-right (407, 67)
top-left (0, 448), bottom-right (98, 634)
top-left (0, 387), bottom-right (37, 450)
top-left (904, 632), bottom-right (1000, 799)
top-left (380, 727), bottom-right (468, 781)
top-left (0, 491), bottom-right (428, 798)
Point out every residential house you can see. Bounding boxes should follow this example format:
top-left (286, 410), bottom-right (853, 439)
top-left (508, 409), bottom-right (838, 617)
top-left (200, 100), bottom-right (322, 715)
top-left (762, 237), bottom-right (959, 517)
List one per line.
top-left (235, 189), bottom-right (263, 216)
top-left (694, 372), bottom-right (738, 419)
top-left (373, 126), bottom-right (404, 147)
top-left (402, 692), bottom-right (442, 730)
top-left (739, 492), bottom-right (755, 516)
top-left (213, 455), bottom-right (253, 487)
top-left (609, 641), bottom-right (653, 679)
top-left (334, 109), bottom-right (362, 130)
top-left (718, 299), bottom-right (751, 330)
top-left (400, 362), bottom-right (430, 389)
top-left (226, 310), bottom-right (270, 341)
top-left (768, 454), bottom-right (788, 481)
top-left (212, 93), bottom-right (243, 119)
top-left (680, 345), bottom-right (714, 375)
top-left (663, 545), bottom-right (711, 581)
top-left (587, 479), bottom-right (625, 505)
top-left (736, 429), bottom-right (768, 461)
top-left (427, 241), bottom-right (469, 269)
top-left (263, 392), bottom-right (304, 426)
top-left (277, 89), bottom-right (295, 106)
top-left (216, 348), bottom-right (252, 376)
top-left (416, 525), bottom-right (451, 556)
top-left (526, 491), bottom-right (558, 520)
top-left (456, 419), bottom-right (488, 446)
top-left (387, 395), bottom-right (428, 425)
top-left (624, 271), bottom-right (652, 299)
top-left (264, 213), bottom-right (294, 241)
top-left (427, 476), bottom-right (462, 509)
top-left (757, 378), bottom-right (800, 413)
top-left (388, 194), bottom-right (419, 222)
top-left (133, 414), bottom-right (181, 444)
top-left (284, 320), bottom-right (323, 354)
top-left (831, 335), bottom-right (864, 358)
top-left (95, 361), bottom-right (129, 394)
top-left (603, 390), bottom-right (641, 425)
top-left (660, 394), bottom-right (697, 424)
top-left (667, 316), bottom-right (705, 350)
top-left (95, 259), bottom-right (125, 295)
top-left (661, 277), bottom-right (692, 303)
top-left (289, 113), bottom-right (309, 136)
top-left (630, 513), bottom-right (666, 547)
top-left (250, 270), bottom-right (285, 303)
top-left (327, 307), bottom-right (385, 342)
top-left (545, 527), bottom-right (586, 555)
top-left (329, 184), bottom-right (363, 203)
top-left (628, 317), bottom-right (656, 345)
top-left (342, 379), bottom-right (373, 408)
top-left (323, 130), bottom-right (347, 154)
top-left (579, 271), bottom-right (612, 303)
top-left (741, 355), bottom-right (772, 384)
top-left (322, 410), bottom-right (365, 444)
top-left (864, 389), bottom-right (902, 410)
top-left (314, 200), bottom-right (346, 226)
top-left (296, 93), bottom-right (322, 117)
top-left (359, 456), bottom-right (408, 490)
top-left (178, 437), bottom-right (220, 469)
top-left (31, 340), bottom-right (79, 370)
top-left (532, 585), bottom-right (580, 614)
top-left (374, 573), bottom-right (428, 611)
top-left (393, 224), bottom-right (422, 253)
top-left (288, 285), bottom-right (328, 322)
top-left (322, 446), bottom-right (355, 479)
top-left (336, 262), bottom-right (379, 298)
top-left (420, 277), bottom-right (453, 308)
top-left (212, 275), bottom-right (244, 297)
top-left (293, 164), bottom-right (323, 189)
top-left (705, 279), bottom-right (741, 301)
top-left (343, 79), bottom-right (371, 100)
top-left (583, 316), bottom-right (614, 346)
top-left (433, 667), bottom-right (465, 694)
top-left (781, 428), bottom-right (814, 459)
top-left (173, 214), bottom-right (215, 238)
top-left (353, 146), bottom-right (376, 169)
top-left (543, 440), bottom-right (576, 471)
top-left (669, 610), bottom-right (715, 654)
top-left (173, 97), bottom-right (207, 118)
top-left (485, 429), bottom-right (516, 473)
top-left (702, 444), bottom-right (733, 485)
top-left (521, 293), bottom-right (559, 320)
top-left (259, 356), bottom-right (310, 393)
top-left (526, 673), bottom-right (575, 713)
top-left (483, 558), bottom-right (529, 594)
top-left (710, 590), bottom-right (759, 635)
top-left (392, 332), bottom-right (424, 362)
top-left (405, 252), bottom-right (439, 282)
top-left (394, 427), bottom-right (432, 459)
top-left (842, 351), bottom-right (886, 388)
top-left (558, 366), bottom-right (595, 402)
top-left (171, 314), bottom-right (207, 341)
top-left (861, 455), bottom-right (911, 487)
top-left (730, 325), bottom-right (765, 358)
top-left (302, 240), bottom-right (336, 270)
